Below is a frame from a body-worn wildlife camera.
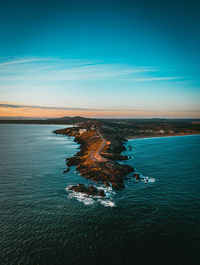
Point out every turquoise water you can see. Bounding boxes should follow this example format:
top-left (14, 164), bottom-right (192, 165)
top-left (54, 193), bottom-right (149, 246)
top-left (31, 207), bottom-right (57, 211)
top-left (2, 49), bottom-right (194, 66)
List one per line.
top-left (0, 125), bottom-right (200, 265)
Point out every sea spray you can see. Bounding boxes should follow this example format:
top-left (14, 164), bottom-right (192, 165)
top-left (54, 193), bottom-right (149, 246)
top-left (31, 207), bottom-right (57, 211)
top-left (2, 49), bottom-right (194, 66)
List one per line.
top-left (66, 184), bottom-right (116, 207)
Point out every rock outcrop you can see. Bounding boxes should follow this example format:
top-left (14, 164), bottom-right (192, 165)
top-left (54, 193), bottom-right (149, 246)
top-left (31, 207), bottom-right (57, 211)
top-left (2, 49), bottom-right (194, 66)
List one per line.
top-left (69, 184), bottom-right (105, 197)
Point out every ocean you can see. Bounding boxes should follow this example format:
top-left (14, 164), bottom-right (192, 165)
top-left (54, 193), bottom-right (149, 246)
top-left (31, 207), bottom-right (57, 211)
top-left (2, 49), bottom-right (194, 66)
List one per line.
top-left (0, 124), bottom-right (200, 265)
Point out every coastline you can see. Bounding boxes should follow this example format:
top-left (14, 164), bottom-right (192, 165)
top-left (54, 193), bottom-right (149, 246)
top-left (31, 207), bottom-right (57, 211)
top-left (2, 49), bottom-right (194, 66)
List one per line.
top-left (53, 118), bottom-right (200, 194)
top-left (126, 133), bottom-right (200, 140)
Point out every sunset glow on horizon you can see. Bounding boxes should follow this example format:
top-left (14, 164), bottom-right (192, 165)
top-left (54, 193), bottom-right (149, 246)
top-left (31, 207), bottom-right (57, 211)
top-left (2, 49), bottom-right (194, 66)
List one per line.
top-left (0, 101), bottom-right (199, 119)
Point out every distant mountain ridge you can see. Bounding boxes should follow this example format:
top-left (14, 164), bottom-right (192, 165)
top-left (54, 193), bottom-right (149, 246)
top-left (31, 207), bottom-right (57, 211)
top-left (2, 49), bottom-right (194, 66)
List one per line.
top-left (0, 116), bottom-right (92, 124)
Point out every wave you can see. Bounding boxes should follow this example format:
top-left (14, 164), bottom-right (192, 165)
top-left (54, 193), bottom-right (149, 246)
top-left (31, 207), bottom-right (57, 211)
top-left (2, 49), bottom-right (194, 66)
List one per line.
top-left (98, 199), bottom-right (116, 208)
top-left (67, 188), bottom-right (95, 205)
top-left (141, 176), bottom-right (155, 183)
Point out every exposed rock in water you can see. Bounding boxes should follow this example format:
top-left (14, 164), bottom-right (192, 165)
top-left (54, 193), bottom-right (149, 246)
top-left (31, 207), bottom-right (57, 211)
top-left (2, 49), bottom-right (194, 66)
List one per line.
top-left (134, 173), bottom-right (140, 180)
top-left (63, 168), bottom-right (70, 173)
top-left (69, 184), bottom-right (106, 197)
top-left (66, 156), bottom-right (80, 167)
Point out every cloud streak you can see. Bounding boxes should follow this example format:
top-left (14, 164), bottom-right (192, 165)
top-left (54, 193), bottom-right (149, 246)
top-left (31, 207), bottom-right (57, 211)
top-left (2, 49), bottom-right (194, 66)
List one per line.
top-left (0, 57), bottom-right (46, 67)
top-left (1, 102), bottom-right (199, 113)
top-left (118, 76), bottom-right (184, 82)
top-left (0, 101), bottom-right (199, 119)
top-left (0, 102), bottom-right (97, 111)
top-left (0, 57), bottom-right (193, 118)
top-left (0, 56), bottom-right (181, 84)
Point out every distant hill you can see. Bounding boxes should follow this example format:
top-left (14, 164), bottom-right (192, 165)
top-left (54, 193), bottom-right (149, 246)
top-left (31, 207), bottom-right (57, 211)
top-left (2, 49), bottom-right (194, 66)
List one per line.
top-left (0, 116), bottom-right (200, 129)
top-left (0, 116), bottom-right (91, 124)
top-left (46, 116), bottom-right (90, 123)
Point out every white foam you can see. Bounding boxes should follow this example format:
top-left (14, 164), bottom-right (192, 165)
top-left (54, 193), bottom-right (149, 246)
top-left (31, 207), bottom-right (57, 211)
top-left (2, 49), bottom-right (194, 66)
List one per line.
top-left (66, 184), bottom-right (116, 207)
top-left (141, 176), bottom-right (155, 183)
top-left (68, 190), bottom-right (95, 205)
top-left (66, 185), bottom-right (72, 190)
top-left (99, 200), bottom-right (116, 208)
top-left (96, 186), bottom-right (116, 197)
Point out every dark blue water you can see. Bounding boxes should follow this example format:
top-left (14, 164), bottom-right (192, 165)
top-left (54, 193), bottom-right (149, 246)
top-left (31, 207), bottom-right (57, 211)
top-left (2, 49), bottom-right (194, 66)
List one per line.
top-left (0, 125), bottom-right (200, 265)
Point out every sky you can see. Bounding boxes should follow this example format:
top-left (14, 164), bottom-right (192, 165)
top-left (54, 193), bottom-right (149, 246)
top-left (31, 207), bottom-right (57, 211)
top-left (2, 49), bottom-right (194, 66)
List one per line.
top-left (0, 0), bottom-right (200, 118)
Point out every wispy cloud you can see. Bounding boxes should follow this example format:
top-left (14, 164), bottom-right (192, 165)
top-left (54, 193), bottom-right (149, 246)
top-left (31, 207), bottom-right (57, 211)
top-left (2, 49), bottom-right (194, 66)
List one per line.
top-left (0, 57), bottom-right (46, 67)
top-left (0, 102), bottom-right (97, 111)
top-left (0, 101), bottom-right (199, 119)
top-left (1, 102), bottom-right (199, 113)
top-left (0, 56), bottom-right (180, 84)
top-left (0, 57), bottom-right (190, 117)
top-left (118, 76), bottom-right (184, 82)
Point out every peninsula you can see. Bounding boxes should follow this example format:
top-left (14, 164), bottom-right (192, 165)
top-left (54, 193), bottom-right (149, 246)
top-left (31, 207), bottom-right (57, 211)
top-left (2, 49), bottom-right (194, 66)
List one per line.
top-left (54, 120), bottom-right (134, 191)
top-left (53, 117), bottom-right (200, 195)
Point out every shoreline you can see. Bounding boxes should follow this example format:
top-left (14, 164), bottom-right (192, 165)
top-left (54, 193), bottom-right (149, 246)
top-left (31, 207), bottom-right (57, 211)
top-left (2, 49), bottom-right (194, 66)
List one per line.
top-left (126, 133), bottom-right (200, 140)
top-left (52, 119), bottom-right (200, 194)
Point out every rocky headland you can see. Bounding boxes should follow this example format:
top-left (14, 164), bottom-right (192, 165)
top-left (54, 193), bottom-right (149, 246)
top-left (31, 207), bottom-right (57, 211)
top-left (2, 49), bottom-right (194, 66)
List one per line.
top-left (54, 120), bottom-right (134, 191)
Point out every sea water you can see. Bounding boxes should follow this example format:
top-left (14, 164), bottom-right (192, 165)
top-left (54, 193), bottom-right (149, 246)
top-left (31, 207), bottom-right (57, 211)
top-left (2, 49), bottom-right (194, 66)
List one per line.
top-left (0, 125), bottom-right (200, 265)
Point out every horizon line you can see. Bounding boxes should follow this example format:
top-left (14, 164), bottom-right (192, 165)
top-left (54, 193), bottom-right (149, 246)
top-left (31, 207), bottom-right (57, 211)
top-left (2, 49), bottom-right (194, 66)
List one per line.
top-left (0, 102), bottom-right (200, 119)
top-left (0, 115), bottom-right (200, 120)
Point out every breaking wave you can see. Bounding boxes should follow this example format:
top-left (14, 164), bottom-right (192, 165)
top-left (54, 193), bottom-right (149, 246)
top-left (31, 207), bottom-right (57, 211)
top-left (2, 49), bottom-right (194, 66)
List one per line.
top-left (141, 176), bottom-right (155, 183)
top-left (98, 200), bottom-right (116, 208)
top-left (66, 185), bottom-right (116, 207)
top-left (67, 190), bottom-right (95, 205)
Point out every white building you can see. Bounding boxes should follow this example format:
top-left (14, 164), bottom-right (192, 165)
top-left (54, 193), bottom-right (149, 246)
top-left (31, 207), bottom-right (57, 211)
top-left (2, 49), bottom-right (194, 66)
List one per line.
top-left (79, 129), bottom-right (87, 135)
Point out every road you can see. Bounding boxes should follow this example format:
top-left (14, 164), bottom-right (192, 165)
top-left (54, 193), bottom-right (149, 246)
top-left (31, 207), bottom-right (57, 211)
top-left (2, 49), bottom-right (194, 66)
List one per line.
top-left (89, 130), bottom-right (107, 162)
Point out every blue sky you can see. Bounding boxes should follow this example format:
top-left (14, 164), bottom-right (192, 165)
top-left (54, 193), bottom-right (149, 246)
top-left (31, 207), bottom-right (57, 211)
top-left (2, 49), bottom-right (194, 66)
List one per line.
top-left (0, 0), bottom-right (200, 118)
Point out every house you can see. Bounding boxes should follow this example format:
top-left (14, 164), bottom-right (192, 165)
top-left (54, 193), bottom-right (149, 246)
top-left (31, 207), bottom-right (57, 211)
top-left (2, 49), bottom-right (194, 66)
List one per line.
top-left (79, 129), bottom-right (87, 135)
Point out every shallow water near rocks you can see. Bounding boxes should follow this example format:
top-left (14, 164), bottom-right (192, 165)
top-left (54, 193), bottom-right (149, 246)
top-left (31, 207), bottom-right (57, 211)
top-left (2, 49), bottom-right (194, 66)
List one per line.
top-left (0, 125), bottom-right (200, 265)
